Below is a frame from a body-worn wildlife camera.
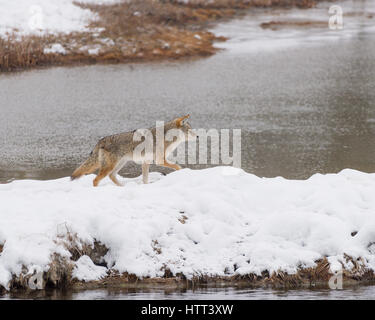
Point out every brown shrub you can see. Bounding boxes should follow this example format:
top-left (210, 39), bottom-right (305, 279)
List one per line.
top-left (0, 36), bottom-right (52, 71)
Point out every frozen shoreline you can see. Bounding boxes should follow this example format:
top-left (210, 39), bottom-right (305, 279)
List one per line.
top-left (1, 167), bottom-right (375, 291)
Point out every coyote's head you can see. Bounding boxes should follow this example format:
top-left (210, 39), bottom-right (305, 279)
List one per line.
top-left (175, 114), bottom-right (196, 141)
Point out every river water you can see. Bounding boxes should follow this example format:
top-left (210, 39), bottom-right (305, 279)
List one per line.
top-left (1, 284), bottom-right (375, 300)
top-left (0, 0), bottom-right (374, 299)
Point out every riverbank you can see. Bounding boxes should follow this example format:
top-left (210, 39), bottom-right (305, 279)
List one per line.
top-left (70, 257), bottom-right (375, 292)
top-left (1, 167), bottom-right (375, 294)
top-left (0, 0), bottom-right (327, 72)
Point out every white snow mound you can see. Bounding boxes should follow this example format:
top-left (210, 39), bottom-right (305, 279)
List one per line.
top-left (0, 0), bottom-right (123, 38)
top-left (73, 255), bottom-right (108, 281)
top-left (1, 167), bottom-right (375, 289)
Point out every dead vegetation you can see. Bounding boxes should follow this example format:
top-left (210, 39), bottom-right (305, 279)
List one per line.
top-left (74, 255), bottom-right (375, 291)
top-left (1, 0), bottom-right (329, 72)
top-left (1, 234), bottom-right (375, 294)
top-left (0, 227), bottom-right (110, 293)
top-left (260, 20), bottom-right (328, 30)
top-left (178, 211), bottom-right (188, 224)
top-left (1, 226), bottom-right (374, 294)
top-left (168, 0), bottom-right (318, 9)
top-left (56, 227), bottom-right (109, 266)
top-left (7, 254), bottom-right (73, 292)
top-left (0, 36), bottom-right (55, 72)
top-left (77, 252), bottom-right (375, 290)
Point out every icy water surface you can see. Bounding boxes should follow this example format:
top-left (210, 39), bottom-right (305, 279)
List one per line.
top-left (2, 285), bottom-right (375, 300)
top-left (0, 0), bottom-right (374, 182)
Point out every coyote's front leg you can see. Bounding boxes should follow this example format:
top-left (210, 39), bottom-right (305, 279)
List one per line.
top-left (142, 162), bottom-right (150, 184)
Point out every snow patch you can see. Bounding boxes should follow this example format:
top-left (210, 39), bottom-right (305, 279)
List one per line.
top-left (79, 44), bottom-right (102, 55)
top-left (73, 255), bottom-right (107, 281)
top-left (0, 0), bottom-right (123, 38)
top-left (44, 43), bottom-right (67, 55)
top-left (1, 168), bottom-right (375, 289)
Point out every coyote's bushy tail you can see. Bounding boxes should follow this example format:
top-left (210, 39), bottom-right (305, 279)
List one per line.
top-left (71, 147), bottom-right (100, 180)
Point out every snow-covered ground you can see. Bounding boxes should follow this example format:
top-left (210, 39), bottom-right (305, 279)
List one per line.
top-left (0, 0), bottom-right (122, 38)
top-left (1, 167), bottom-right (375, 289)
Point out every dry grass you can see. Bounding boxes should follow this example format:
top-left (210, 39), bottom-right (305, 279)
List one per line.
top-left (250, 0), bottom-right (317, 8)
top-left (55, 226), bottom-right (109, 266)
top-left (94, 255), bottom-right (375, 290)
top-left (1, 230), bottom-right (109, 293)
top-left (2, 251), bottom-right (375, 294)
top-left (79, 0), bottom-right (236, 30)
top-left (260, 20), bottom-right (328, 30)
top-left (0, 0), bottom-right (330, 72)
top-left (169, 0), bottom-right (317, 9)
top-left (74, 255), bottom-right (375, 291)
top-left (0, 36), bottom-right (55, 71)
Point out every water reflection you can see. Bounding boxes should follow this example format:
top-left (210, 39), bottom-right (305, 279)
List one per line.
top-left (2, 285), bottom-right (375, 300)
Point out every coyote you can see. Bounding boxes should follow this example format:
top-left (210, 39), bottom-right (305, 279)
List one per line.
top-left (71, 115), bottom-right (195, 186)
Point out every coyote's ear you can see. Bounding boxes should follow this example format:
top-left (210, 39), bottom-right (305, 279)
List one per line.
top-left (176, 114), bottom-right (190, 127)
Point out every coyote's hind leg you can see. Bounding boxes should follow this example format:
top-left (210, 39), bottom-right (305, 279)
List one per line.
top-left (109, 158), bottom-right (128, 187)
top-left (109, 173), bottom-right (123, 186)
top-left (93, 166), bottom-right (113, 187)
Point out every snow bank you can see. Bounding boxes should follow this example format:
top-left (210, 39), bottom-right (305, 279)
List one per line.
top-left (0, 0), bottom-right (122, 38)
top-left (1, 167), bottom-right (375, 289)
top-left (43, 43), bottom-right (67, 55)
top-left (73, 255), bottom-right (107, 281)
